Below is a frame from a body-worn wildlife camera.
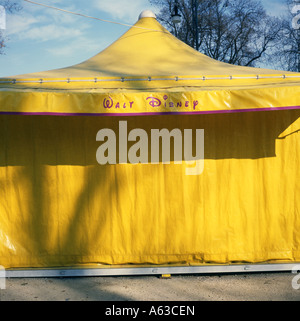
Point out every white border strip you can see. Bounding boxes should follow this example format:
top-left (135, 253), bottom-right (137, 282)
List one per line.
top-left (1, 74), bottom-right (300, 85)
top-left (6, 263), bottom-right (297, 278)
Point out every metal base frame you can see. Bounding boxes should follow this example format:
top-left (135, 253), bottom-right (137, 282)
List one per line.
top-left (6, 263), bottom-right (299, 278)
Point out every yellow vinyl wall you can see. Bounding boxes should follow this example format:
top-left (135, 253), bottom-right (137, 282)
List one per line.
top-left (0, 110), bottom-right (299, 268)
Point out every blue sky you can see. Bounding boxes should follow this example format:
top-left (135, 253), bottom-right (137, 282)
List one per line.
top-left (0, 0), bottom-right (292, 77)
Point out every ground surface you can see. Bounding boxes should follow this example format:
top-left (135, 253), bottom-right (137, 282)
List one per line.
top-left (0, 272), bottom-right (299, 301)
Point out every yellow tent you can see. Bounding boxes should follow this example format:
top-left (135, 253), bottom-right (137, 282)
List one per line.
top-left (0, 11), bottom-right (300, 272)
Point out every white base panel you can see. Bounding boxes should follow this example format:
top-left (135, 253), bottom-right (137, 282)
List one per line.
top-left (5, 263), bottom-right (299, 278)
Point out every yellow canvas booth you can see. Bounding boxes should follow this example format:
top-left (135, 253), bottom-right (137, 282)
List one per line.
top-left (0, 11), bottom-right (300, 274)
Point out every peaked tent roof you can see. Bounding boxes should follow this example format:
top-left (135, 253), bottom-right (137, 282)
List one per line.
top-left (1, 10), bottom-right (300, 116)
top-left (4, 11), bottom-right (292, 79)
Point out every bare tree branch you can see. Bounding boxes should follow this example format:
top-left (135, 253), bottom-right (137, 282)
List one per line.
top-left (150, 0), bottom-right (284, 68)
top-left (0, 0), bottom-right (22, 55)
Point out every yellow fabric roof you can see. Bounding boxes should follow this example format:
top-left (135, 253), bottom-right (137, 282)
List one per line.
top-left (0, 11), bottom-right (300, 115)
top-left (5, 14), bottom-right (292, 79)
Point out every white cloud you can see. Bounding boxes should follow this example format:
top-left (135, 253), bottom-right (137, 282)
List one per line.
top-left (6, 5), bottom-right (89, 42)
top-left (47, 36), bottom-right (104, 58)
top-left (6, 13), bottom-right (40, 36)
top-left (92, 0), bottom-right (152, 23)
top-left (262, 0), bottom-right (289, 17)
top-left (20, 24), bottom-right (83, 42)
